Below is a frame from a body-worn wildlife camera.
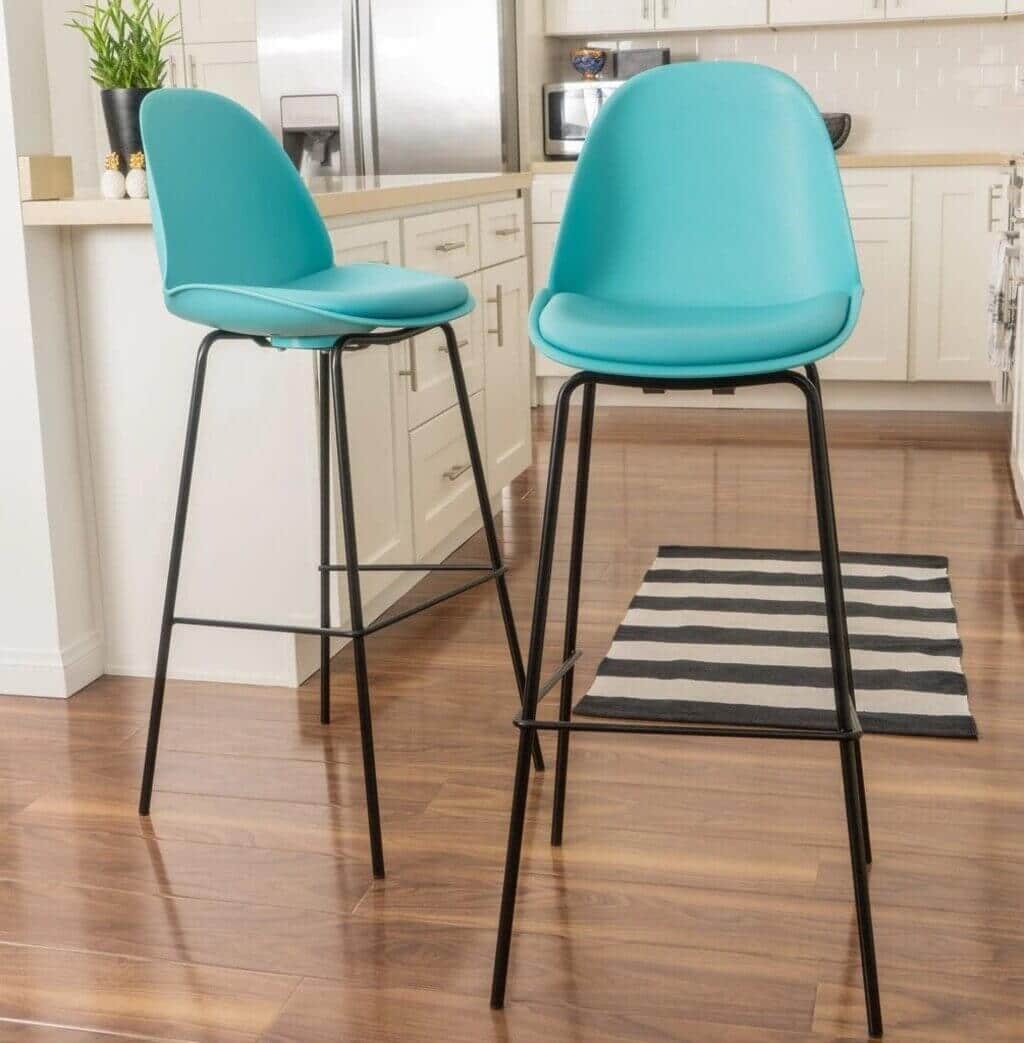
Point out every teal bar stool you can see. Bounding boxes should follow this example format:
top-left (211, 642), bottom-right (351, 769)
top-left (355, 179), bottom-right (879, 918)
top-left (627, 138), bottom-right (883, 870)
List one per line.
top-left (136, 89), bottom-right (542, 880)
top-left (490, 63), bottom-right (882, 1037)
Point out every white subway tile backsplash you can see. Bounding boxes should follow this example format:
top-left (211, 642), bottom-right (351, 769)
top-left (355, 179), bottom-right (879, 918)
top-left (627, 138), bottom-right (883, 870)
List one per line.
top-left (559, 17), bottom-right (1024, 151)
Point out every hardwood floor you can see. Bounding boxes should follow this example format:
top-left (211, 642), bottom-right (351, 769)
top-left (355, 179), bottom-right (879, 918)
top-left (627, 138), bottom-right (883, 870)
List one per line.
top-left (1, 404), bottom-right (1023, 1042)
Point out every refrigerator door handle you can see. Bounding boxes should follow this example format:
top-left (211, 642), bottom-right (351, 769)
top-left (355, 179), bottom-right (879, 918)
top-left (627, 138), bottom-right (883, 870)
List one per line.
top-left (354, 0), bottom-right (378, 177)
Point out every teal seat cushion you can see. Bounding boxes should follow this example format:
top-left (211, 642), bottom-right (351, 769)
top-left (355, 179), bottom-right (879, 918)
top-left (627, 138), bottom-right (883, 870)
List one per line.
top-left (533, 290), bottom-right (853, 378)
top-left (166, 262), bottom-right (473, 340)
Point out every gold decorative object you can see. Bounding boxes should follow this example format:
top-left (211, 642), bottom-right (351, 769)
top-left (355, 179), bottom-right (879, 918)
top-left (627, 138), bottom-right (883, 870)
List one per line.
top-left (104, 151), bottom-right (121, 171)
top-left (129, 151), bottom-right (146, 170)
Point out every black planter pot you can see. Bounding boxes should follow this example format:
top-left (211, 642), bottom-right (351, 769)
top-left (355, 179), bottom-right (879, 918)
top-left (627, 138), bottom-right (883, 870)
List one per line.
top-left (101, 87), bottom-right (156, 171)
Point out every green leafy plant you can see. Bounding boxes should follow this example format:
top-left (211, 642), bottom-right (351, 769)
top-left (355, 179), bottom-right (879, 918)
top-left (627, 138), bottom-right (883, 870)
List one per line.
top-left (66, 0), bottom-right (181, 89)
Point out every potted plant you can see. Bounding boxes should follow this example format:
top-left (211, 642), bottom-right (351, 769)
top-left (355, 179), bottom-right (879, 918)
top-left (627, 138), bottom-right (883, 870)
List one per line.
top-left (67, 0), bottom-right (181, 172)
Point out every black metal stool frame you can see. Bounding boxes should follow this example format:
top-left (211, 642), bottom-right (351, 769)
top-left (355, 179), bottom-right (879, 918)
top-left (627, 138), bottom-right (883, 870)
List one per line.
top-left (138, 322), bottom-right (544, 880)
top-left (490, 363), bottom-right (883, 1039)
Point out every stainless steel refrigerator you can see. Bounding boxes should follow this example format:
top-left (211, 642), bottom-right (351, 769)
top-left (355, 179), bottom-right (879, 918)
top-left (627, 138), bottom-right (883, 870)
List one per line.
top-left (256, 0), bottom-right (519, 178)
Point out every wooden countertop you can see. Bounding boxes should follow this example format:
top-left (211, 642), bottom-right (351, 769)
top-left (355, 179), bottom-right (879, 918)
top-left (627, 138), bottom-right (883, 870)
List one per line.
top-left (531, 152), bottom-right (1020, 174)
top-left (21, 171), bottom-right (532, 228)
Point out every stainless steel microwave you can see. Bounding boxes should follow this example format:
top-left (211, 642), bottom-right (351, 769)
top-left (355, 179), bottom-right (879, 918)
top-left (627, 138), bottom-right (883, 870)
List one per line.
top-left (543, 80), bottom-right (623, 158)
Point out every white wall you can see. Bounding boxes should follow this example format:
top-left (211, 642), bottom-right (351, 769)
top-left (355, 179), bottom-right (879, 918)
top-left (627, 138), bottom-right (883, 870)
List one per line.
top-left (0, 0), bottom-right (103, 697)
top-left (535, 17), bottom-right (1024, 159)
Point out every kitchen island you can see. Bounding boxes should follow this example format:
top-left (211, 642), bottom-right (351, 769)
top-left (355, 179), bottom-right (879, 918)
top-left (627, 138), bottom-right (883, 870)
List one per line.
top-left (17, 171), bottom-right (533, 694)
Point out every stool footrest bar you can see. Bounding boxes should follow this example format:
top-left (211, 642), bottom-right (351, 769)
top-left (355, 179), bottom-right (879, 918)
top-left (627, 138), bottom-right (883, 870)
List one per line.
top-left (173, 569), bottom-right (507, 642)
top-left (320, 563), bottom-right (499, 573)
top-left (513, 717), bottom-right (863, 742)
top-left (536, 651), bottom-right (583, 703)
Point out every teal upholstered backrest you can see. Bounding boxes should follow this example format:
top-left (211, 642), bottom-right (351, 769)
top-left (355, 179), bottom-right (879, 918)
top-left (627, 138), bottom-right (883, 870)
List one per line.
top-left (549, 62), bottom-right (861, 309)
top-left (141, 89), bottom-right (333, 291)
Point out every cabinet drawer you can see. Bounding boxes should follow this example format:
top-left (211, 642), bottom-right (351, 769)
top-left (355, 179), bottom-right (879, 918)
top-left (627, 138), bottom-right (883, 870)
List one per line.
top-left (410, 392), bottom-right (486, 558)
top-left (405, 273), bottom-right (484, 430)
top-left (480, 198), bottom-right (526, 268)
top-left (328, 219), bottom-right (402, 265)
top-left (840, 169), bottom-right (912, 220)
top-left (532, 174), bottom-right (574, 222)
top-left (402, 207), bottom-right (480, 277)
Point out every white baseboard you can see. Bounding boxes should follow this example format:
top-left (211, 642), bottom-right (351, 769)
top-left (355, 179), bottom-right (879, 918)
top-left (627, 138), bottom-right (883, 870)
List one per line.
top-left (0, 629), bottom-right (104, 698)
top-left (535, 377), bottom-right (1004, 412)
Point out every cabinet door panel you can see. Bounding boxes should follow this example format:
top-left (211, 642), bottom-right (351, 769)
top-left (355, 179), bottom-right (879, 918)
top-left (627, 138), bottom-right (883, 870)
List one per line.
top-left (485, 258), bottom-right (533, 490)
top-left (911, 168), bottom-right (1008, 381)
top-left (323, 219), bottom-right (411, 613)
top-left (546, 0), bottom-right (653, 34)
top-left (771, 0), bottom-right (882, 24)
top-left (1011, 0), bottom-right (1024, 13)
top-left (332, 347), bottom-right (414, 615)
top-left (818, 220), bottom-right (911, 382)
top-left (179, 0), bottom-right (256, 43)
top-left (328, 219), bottom-right (402, 266)
top-left (888, 0), bottom-right (1003, 18)
top-left (1012, 353), bottom-right (1024, 512)
top-left (658, 0), bottom-right (767, 30)
top-left (406, 274), bottom-right (484, 430)
top-left (185, 43), bottom-right (259, 117)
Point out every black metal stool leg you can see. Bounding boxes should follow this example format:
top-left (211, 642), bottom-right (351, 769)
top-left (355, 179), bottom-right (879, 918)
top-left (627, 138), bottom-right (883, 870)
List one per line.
top-left (140, 333), bottom-right (217, 816)
top-left (551, 380), bottom-right (596, 847)
top-left (442, 324), bottom-right (544, 772)
top-left (805, 365), bottom-right (872, 865)
top-left (802, 373), bottom-right (883, 1039)
top-left (330, 346), bottom-right (386, 879)
top-left (318, 351), bottom-right (332, 725)
top-left (491, 374), bottom-right (583, 1010)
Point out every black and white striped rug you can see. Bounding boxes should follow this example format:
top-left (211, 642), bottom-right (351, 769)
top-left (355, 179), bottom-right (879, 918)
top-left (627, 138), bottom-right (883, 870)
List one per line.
top-left (575, 546), bottom-right (976, 739)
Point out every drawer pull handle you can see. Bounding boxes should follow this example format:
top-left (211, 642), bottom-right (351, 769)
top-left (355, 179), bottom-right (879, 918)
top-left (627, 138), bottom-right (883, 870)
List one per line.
top-left (494, 226), bottom-right (520, 238)
top-left (487, 285), bottom-right (505, 347)
top-left (398, 343), bottom-right (418, 392)
top-left (435, 240), bottom-right (466, 253)
top-left (443, 463), bottom-right (471, 482)
top-left (438, 339), bottom-right (470, 353)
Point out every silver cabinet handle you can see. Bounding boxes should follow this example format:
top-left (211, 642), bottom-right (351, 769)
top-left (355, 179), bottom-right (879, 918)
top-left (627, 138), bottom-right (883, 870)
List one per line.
top-left (487, 285), bottom-right (504, 347)
top-left (990, 183), bottom-right (1007, 233)
top-left (188, 53), bottom-right (198, 87)
top-left (435, 240), bottom-right (466, 253)
top-left (443, 463), bottom-right (471, 482)
top-left (398, 343), bottom-right (418, 392)
top-left (641, 0), bottom-right (650, 19)
top-left (438, 338), bottom-right (470, 353)
top-left (494, 226), bottom-right (520, 238)
top-left (662, 0), bottom-right (670, 18)
top-left (167, 56), bottom-right (177, 87)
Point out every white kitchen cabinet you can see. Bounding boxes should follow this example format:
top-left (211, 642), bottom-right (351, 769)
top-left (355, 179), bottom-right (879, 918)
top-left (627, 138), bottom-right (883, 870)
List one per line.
top-left (406, 275), bottom-right (485, 430)
top-left (886, 0), bottom-right (1004, 17)
top-left (178, 0), bottom-right (256, 43)
top-left (410, 394), bottom-right (487, 558)
top-left (336, 345), bottom-right (415, 615)
top-left (771, 0), bottom-right (884, 26)
top-left (322, 219), bottom-right (411, 613)
top-left (1011, 0), bottom-right (1024, 13)
top-left (546, 0), bottom-right (653, 35)
top-left (911, 168), bottom-right (1008, 381)
top-left (328, 219), bottom-right (402, 267)
top-left (485, 258), bottom-right (533, 491)
top-left (657, 0), bottom-right (767, 30)
top-left (818, 219), bottom-right (911, 381)
top-left (153, 0), bottom-right (187, 83)
top-left (184, 42), bottom-right (260, 117)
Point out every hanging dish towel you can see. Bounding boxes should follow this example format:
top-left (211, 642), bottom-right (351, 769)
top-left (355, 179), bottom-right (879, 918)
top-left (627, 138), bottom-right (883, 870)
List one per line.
top-left (987, 234), bottom-right (1018, 405)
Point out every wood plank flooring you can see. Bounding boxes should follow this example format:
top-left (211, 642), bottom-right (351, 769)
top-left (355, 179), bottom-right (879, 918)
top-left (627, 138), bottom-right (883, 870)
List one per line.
top-left (2, 405), bottom-right (1023, 1042)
